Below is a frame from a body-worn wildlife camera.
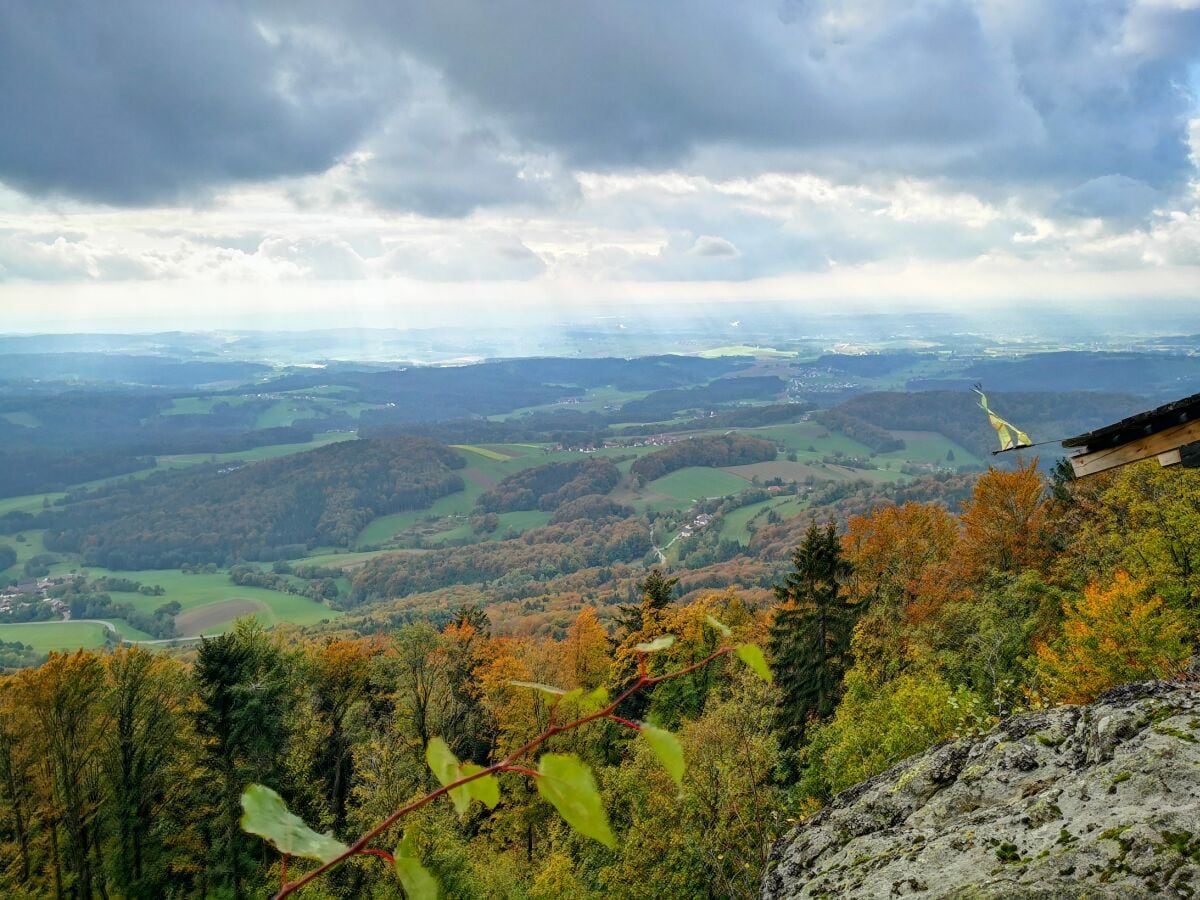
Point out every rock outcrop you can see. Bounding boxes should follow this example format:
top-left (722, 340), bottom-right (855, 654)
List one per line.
top-left (763, 681), bottom-right (1200, 898)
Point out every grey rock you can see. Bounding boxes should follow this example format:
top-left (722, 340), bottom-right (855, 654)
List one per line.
top-left (762, 681), bottom-right (1200, 899)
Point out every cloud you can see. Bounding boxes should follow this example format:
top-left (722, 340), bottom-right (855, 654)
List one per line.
top-left (1057, 175), bottom-right (1164, 223)
top-left (688, 236), bottom-right (740, 258)
top-left (378, 232), bottom-right (546, 280)
top-left (0, 2), bottom-right (384, 204)
top-left (3, 0), bottom-right (1196, 212)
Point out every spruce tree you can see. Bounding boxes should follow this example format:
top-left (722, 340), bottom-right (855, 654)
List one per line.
top-left (769, 521), bottom-right (854, 752)
top-left (614, 568), bottom-right (678, 639)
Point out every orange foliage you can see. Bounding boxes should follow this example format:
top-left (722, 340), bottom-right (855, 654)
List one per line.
top-left (959, 461), bottom-right (1054, 578)
top-left (562, 606), bottom-right (611, 689)
top-left (1035, 571), bottom-right (1190, 704)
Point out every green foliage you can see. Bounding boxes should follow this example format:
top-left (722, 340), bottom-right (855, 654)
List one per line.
top-left (769, 521), bottom-right (855, 752)
top-left (536, 753), bottom-right (617, 848)
top-left (640, 724), bottom-right (685, 787)
top-left (736, 644), bottom-right (772, 683)
top-left (240, 784), bottom-right (348, 863)
top-left (800, 669), bottom-right (978, 798)
top-left (395, 833), bottom-right (440, 900)
top-left (425, 737), bottom-right (500, 814)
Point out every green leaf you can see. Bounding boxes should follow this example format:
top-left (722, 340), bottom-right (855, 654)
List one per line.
top-left (426, 737), bottom-right (459, 788)
top-left (536, 753), bottom-right (616, 848)
top-left (736, 643), bottom-right (772, 683)
top-left (578, 685), bottom-right (609, 714)
top-left (240, 784), bottom-right (347, 863)
top-left (510, 680), bottom-right (567, 696)
top-left (426, 738), bottom-right (500, 814)
top-left (395, 833), bottom-right (439, 900)
top-left (634, 635), bottom-right (675, 653)
top-left (459, 763), bottom-right (500, 810)
top-left (705, 614), bottom-right (732, 637)
top-left (640, 724), bottom-right (685, 787)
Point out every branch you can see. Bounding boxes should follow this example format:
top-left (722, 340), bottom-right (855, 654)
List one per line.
top-left (274, 645), bottom-right (735, 898)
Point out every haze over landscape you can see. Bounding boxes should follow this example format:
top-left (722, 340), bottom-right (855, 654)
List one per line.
top-left (2, 3), bottom-right (1200, 899)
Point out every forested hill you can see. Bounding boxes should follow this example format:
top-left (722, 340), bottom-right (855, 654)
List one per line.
top-left (41, 438), bottom-right (465, 568)
top-left (832, 390), bottom-right (1143, 460)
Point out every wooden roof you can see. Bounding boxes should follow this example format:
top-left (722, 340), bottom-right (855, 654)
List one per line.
top-left (1063, 391), bottom-right (1200, 477)
top-left (1063, 391), bottom-right (1200, 450)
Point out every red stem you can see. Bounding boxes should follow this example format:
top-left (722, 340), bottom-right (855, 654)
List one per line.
top-left (607, 714), bottom-right (641, 731)
top-left (358, 848), bottom-right (396, 865)
top-left (273, 645), bottom-right (735, 898)
top-left (501, 765), bottom-right (541, 778)
top-left (281, 854), bottom-right (289, 888)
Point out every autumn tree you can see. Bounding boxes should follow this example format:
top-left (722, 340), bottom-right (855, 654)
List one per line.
top-left (959, 461), bottom-right (1055, 578)
top-left (1059, 461), bottom-right (1200, 610)
top-left (563, 606), bottom-right (611, 690)
top-left (12, 651), bottom-right (110, 899)
top-left (298, 638), bottom-right (376, 832)
top-left (102, 647), bottom-right (189, 894)
top-left (840, 501), bottom-right (959, 684)
top-left (769, 522), bottom-right (855, 754)
top-left (1036, 571), bottom-right (1190, 703)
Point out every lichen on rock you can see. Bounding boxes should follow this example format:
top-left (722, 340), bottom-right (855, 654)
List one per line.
top-left (762, 681), bottom-right (1200, 899)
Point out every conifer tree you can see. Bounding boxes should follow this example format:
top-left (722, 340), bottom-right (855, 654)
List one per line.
top-left (769, 521), bottom-right (854, 753)
top-left (614, 568), bottom-right (678, 639)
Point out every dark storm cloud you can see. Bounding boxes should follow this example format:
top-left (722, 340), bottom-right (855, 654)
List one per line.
top-left (310, 0), bottom-right (1197, 189)
top-left (0, 1), bottom-right (384, 204)
top-left (0, 1), bottom-right (1196, 211)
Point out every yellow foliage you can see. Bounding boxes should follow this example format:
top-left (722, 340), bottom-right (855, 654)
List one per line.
top-left (1036, 571), bottom-right (1190, 704)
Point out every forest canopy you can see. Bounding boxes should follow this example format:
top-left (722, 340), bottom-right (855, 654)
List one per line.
top-left (40, 437), bottom-right (465, 568)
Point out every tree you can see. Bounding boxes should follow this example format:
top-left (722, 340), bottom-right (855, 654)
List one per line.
top-left (102, 647), bottom-right (188, 895)
top-left (194, 620), bottom-right (290, 899)
top-left (302, 638), bottom-right (375, 832)
top-left (800, 669), bottom-right (977, 799)
top-left (1036, 572), bottom-right (1190, 704)
top-left (11, 651), bottom-right (110, 899)
top-left (613, 569), bottom-right (679, 719)
top-left (959, 461), bottom-right (1054, 578)
top-left (840, 502), bottom-right (959, 685)
top-left (563, 606), bottom-right (612, 690)
top-left (614, 569), bottom-right (677, 639)
top-left (768, 522), bottom-right (854, 753)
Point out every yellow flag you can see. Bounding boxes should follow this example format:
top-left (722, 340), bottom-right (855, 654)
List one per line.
top-left (973, 387), bottom-right (1031, 451)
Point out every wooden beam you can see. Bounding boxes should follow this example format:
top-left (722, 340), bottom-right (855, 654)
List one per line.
top-left (1158, 449), bottom-right (1182, 467)
top-left (1069, 418), bottom-right (1200, 478)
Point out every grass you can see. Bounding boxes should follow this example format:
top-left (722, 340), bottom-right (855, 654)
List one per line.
top-left (876, 430), bottom-right (983, 467)
top-left (157, 431), bottom-right (354, 468)
top-left (695, 345), bottom-right (797, 359)
top-left (53, 567), bottom-right (340, 635)
top-left (715, 496), bottom-right (796, 543)
top-left (0, 621), bottom-right (112, 654)
top-left (752, 422), bottom-right (872, 457)
top-left (647, 467), bottom-right (751, 502)
top-left (451, 444), bottom-right (514, 461)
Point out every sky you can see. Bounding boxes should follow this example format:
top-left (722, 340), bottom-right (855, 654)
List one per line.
top-left (1, 0), bottom-right (1199, 332)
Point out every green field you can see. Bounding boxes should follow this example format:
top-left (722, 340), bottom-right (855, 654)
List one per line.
top-left (33, 567), bottom-right (343, 639)
top-left (751, 422), bottom-right (872, 458)
top-left (876, 430), bottom-right (983, 467)
top-left (157, 430), bottom-right (354, 468)
top-left (647, 467), bottom-right (752, 502)
top-left (451, 444), bottom-right (514, 461)
top-left (0, 621), bottom-right (113, 654)
top-left (696, 345), bottom-right (797, 359)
